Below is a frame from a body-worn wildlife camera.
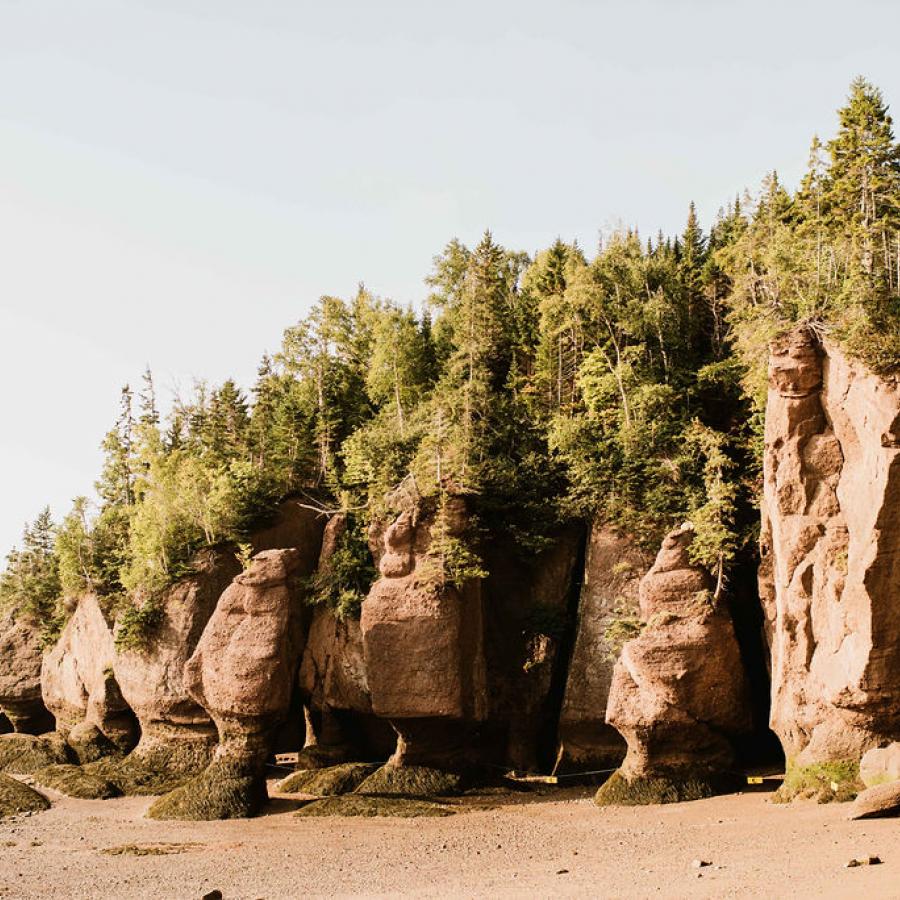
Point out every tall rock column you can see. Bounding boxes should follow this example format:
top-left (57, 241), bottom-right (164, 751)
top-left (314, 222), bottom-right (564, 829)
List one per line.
top-left (761, 329), bottom-right (900, 785)
top-left (595, 524), bottom-right (751, 805)
top-left (361, 498), bottom-right (488, 772)
top-left (149, 549), bottom-right (306, 819)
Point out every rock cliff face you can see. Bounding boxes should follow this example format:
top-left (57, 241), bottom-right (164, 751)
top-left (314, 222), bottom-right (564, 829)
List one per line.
top-left (596, 525), bottom-right (751, 804)
top-left (761, 329), bottom-right (900, 769)
top-left (297, 515), bottom-right (393, 766)
top-left (0, 607), bottom-right (52, 733)
top-left (482, 526), bottom-right (583, 772)
top-left (557, 524), bottom-right (650, 773)
top-left (41, 594), bottom-right (136, 755)
top-left (360, 498), bottom-right (487, 770)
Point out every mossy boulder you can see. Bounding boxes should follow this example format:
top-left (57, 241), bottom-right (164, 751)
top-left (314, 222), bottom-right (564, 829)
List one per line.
top-left (355, 764), bottom-right (464, 797)
top-left (594, 769), bottom-right (734, 806)
top-left (772, 760), bottom-right (863, 804)
top-left (0, 773), bottom-right (50, 817)
top-left (32, 764), bottom-right (121, 800)
top-left (0, 733), bottom-right (70, 775)
top-left (146, 759), bottom-right (267, 820)
top-left (66, 722), bottom-right (123, 765)
top-left (295, 795), bottom-right (455, 818)
top-left (86, 737), bottom-right (214, 796)
top-left (279, 763), bottom-right (378, 796)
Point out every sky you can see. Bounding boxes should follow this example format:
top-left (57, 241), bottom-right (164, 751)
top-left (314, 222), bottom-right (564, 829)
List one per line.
top-left (1, 0), bottom-right (899, 557)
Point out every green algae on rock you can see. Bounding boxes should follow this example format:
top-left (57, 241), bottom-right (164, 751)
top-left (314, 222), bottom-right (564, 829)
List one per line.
top-left (355, 764), bottom-right (464, 797)
top-left (0, 773), bottom-right (50, 817)
top-left (279, 763), bottom-right (379, 796)
top-left (594, 770), bottom-right (732, 806)
top-left (295, 795), bottom-right (455, 817)
top-left (32, 764), bottom-right (121, 800)
top-left (0, 733), bottom-right (70, 775)
top-left (772, 760), bottom-right (863, 804)
top-left (146, 759), bottom-right (267, 821)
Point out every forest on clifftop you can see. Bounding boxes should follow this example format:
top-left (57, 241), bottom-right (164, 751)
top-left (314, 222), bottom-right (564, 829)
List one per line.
top-left (4, 77), bottom-right (900, 644)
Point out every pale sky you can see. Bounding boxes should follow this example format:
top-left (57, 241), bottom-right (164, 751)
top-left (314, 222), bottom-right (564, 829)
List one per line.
top-left (1, 0), bottom-right (899, 558)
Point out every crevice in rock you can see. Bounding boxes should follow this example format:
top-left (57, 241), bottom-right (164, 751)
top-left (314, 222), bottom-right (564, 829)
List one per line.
top-left (537, 524), bottom-right (589, 773)
top-left (726, 549), bottom-right (783, 768)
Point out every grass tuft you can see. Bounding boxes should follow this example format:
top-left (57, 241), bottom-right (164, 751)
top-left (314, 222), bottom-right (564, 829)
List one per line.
top-left (772, 759), bottom-right (862, 804)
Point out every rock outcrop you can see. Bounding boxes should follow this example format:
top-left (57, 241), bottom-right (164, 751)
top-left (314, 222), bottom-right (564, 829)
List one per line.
top-left (0, 607), bottom-right (52, 733)
top-left (112, 547), bottom-right (241, 783)
top-left (482, 525), bottom-right (583, 772)
top-left (41, 595), bottom-right (136, 757)
top-left (360, 498), bottom-right (487, 771)
top-left (297, 515), bottom-right (389, 767)
top-left (596, 525), bottom-right (751, 804)
top-left (557, 524), bottom-right (650, 773)
top-left (860, 742), bottom-right (900, 787)
top-left (149, 548), bottom-right (306, 819)
top-left (761, 329), bottom-right (900, 772)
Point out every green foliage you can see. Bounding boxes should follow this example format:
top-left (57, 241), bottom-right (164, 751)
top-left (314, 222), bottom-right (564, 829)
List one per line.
top-left (0, 508), bottom-right (61, 632)
top-left (603, 608), bottom-right (643, 658)
top-left (6, 77), bottom-right (899, 632)
top-left (307, 516), bottom-right (376, 619)
top-left (114, 597), bottom-right (164, 651)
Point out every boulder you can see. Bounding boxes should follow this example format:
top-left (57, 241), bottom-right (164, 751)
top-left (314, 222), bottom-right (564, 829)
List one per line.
top-left (360, 498), bottom-right (487, 771)
top-left (149, 548), bottom-right (307, 819)
top-left (557, 524), bottom-right (651, 774)
top-left (0, 773), bottom-right (50, 817)
top-left (850, 781), bottom-right (900, 819)
top-left (761, 329), bottom-right (900, 771)
top-left (860, 742), bottom-right (900, 787)
top-left (596, 525), bottom-right (752, 805)
top-left (0, 606), bottom-right (53, 733)
top-left (41, 594), bottom-right (136, 754)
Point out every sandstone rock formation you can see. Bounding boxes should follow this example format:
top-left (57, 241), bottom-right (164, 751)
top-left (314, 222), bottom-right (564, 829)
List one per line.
top-left (112, 547), bottom-right (241, 781)
top-left (360, 498), bottom-right (487, 771)
top-left (860, 742), bottom-right (900, 787)
top-left (0, 606), bottom-right (52, 733)
top-left (850, 781), bottom-right (900, 819)
top-left (149, 548), bottom-right (306, 819)
top-left (596, 524), bottom-right (751, 804)
top-left (297, 515), bottom-right (384, 767)
top-left (41, 594), bottom-right (136, 756)
top-left (557, 524), bottom-right (650, 773)
top-left (760, 329), bottom-right (900, 771)
top-left (482, 525), bottom-right (583, 772)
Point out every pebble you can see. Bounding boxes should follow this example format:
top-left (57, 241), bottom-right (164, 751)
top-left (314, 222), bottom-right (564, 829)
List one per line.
top-left (691, 859), bottom-right (711, 868)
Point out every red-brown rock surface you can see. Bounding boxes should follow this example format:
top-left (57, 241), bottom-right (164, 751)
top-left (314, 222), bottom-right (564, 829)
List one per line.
top-left (113, 547), bottom-right (241, 772)
top-left (596, 525), bottom-right (751, 804)
top-left (149, 548), bottom-right (308, 818)
top-left (0, 607), bottom-right (52, 733)
top-left (360, 498), bottom-right (487, 769)
top-left (760, 329), bottom-right (900, 769)
top-left (41, 594), bottom-right (136, 753)
top-left (482, 525), bottom-right (583, 773)
top-left (557, 524), bottom-right (650, 773)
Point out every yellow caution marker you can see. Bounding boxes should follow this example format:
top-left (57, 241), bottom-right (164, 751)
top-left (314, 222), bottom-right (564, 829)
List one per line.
top-left (746, 776), bottom-right (763, 784)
